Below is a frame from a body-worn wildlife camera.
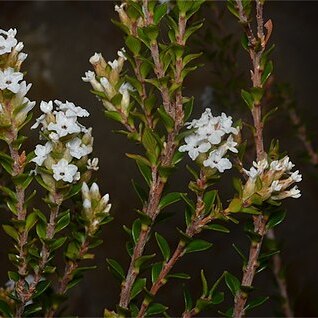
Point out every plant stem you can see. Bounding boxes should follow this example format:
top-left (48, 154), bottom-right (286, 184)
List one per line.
top-left (15, 192), bottom-right (62, 317)
top-left (45, 240), bottom-right (90, 318)
top-left (137, 173), bottom-right (226, 318)
top-left (233, 1), bottom-right (268, 317)
top-left (118, 1), bottom-right (187, 309)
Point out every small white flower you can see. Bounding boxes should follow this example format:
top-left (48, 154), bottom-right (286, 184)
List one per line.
top-left (0, 68), bottom-right (23, 93)
top-left (47, 111), bottom-right (81, 138)
top-left (117, 47), bottom-right (126, 59)
top-left (17, 52), bottom-right (27, 62)
top-left (219, 112), bottom-right (239, 135)
top-left (203, 154), bottom-right (232, 173)
top-left (66, 137), bottom-right (92, 159)
top-left (14, 42), bottom-right (24, 52)
top-left (271, 180), bottom-right (282, 192)
top-left (224, 135), bottom-right (238, 153)
top-left (0, 28), bottom-right (17, 55)
top-left (179, 134), bottom-right (211, 160)
top-left (52, 159), bottom-right (79, 183)
top-left (108, 59), bottom-right (119, 70)
top-left (244, 167), bottom-right (259, 179)
top-left (31, 114), bottom-right (46, 130)
top-left (82, 71), bottom-right (103, 91)
top-left (40, 101), bottom-right (53, 113)
top-left (87, 157), bottom-right (99, 171)
top-left (289, 185), bottom-right (301, 198)
top-left (55, 100), bottom-right (89, 118)
top-left (31, 142), bottom-right (53, 166)
top-left (89, 52), bottom-right (103, 65)
top-left (253, 158), bottom-right (268, 173)
top-left (290, 170), bottom-right (302, 183)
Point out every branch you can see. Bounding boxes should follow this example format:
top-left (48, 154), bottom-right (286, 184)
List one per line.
top-left (233, 1), bottom-right (269, 316)
top-left (118, 2), bottom-right (187, 309)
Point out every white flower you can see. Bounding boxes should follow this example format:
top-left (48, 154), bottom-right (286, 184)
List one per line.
top-left (117, 47), bottom-right (127, 60)
top-left (270, 180), bottom-right (282, 192)
top-left (40, 101), bottom-right (53, 113)
top-left (219, 112), bottom-right (239, 135)
top-left (52, 159), bottom-right (79, 183)
top-left (244, 167), bottom-right (259, 179)
top-left (31, 114), bottom-right (46, 130)
top-left (224, 135), bottom-right (238, 153)
top-left (253, 158), bottom-right (268, 173)
top-left (66, 137), bottom-right (92, 159)
top-left (0, 68), bottom-right (23, 93)
top-left (0, 28), bottom-right (17, 55)
top-left (48, 111), bottom-right (81, 138)
top-left (87, 157), bottom-right (99, 171)
top-left (31, 142), bottom-right (53, 166)
top-left (290, 170), bottom-right (302, 183)
top-left (179, 134), bottom-right (211, 160)
top-left (55, 100), bottom-right (89, 118)
top-left (89, 52), bottom-right (103, 65)
top-left (119, 82), bottom-right (134, 94)
top-left (17, 52), bottom-right (27, 62)
top-left (82, 71), bottom-right (103, 91)
top-left (108, 59), bottom-right (119, 70)
top-left (203, 154), bottom-right (232, 173)
top-left (289, 185), bottom-right (301, 198)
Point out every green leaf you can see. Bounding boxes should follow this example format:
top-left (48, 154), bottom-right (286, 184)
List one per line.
top-left (183, 286), bottom-right (193, 311)
top-left (125, 35), bottom-right (141, 56)
top-left (203, 190), bottom-right (217, 214)
top-left (159, 192), bottom-right (182, 210)
top-left (136, 161), bottom-right (152, 186)
top-left (132, 179), bottom-right (148, 203)
top-left (146, 303), bottom-right (168, 316)
top-left (157, 107), bottom-right (174, 132)
top-left (185, 239), bottom-right (213, 254)
top-left (155, 233), bottom-right (170, 261)
top-left (241, 89), bottom-right (254, 109)
top-left (261, 61), bottom-right (273, 85)
top-left (134, 254), bottom-right (156, 270)
top-left (130, 278), bottom-right (146, 300)
top-left (266, 210), bottom-right (286, 230)
top-left (232, 244), bottom-right (247, 263)
top-left (3, 225), bottom-right (19, 241)
top-left (106, 258), bottom-right (125, 280)
top-left (228, 198), bottom-right (242, 213)
top-left (55, 212), bottom-right (70, 233)
top-left (132, 219), bottom-right (141, 244)
top-left (224, 271), bottom-right (240, 296)
top-left (36, 222), bottom-right (46, 240)
top-left (204, 224), bottom-right (230, 233)
top-left (33, 280), bottom-right (50, 298)
top-left (0, 300), bottom-right (13, 317)
top-left (183, 97), bottom-right (194, 122)
top-left (201, 270), bottom-right (208, 297)
top-left (25, 212), bottom-right (38, 232)
top-left (151, 262), bottom-right (163, 283)
top-left (168, 272), bottom-right (190, 280)
top-left (245, 296), bottom-right (269, 311)
top-left (154, 3), bottom-right (168, 24)
top-left (104, 111), bottom-right (123, 123)
top-left (8, 271), bottom-right (19, 282)
top-left (50, 237), bottom-right (67, 251)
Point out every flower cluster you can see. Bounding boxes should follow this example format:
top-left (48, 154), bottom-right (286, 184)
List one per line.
top-left (81, 182), bottom-right (111, 236)
top-left (179, 108), bottom-right (239, 172)
top-left (243, 156), bottom-right (302, 202)
top-left (0, 28), bottom-right (35, 141)
top-left (82, 48), bottom-right (133, 116)
top-left (31, 100), bottom-right (97, 186)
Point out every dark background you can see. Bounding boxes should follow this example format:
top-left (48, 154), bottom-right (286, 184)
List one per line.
top-left (1, 1), bottom-right (318, 317)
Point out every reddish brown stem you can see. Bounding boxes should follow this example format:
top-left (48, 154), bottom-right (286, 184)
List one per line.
top-left (233, 1), bottom-right (269, 317)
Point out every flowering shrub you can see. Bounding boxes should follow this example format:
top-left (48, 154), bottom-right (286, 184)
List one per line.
top-left (0, 1), bottom-right (306, 318)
